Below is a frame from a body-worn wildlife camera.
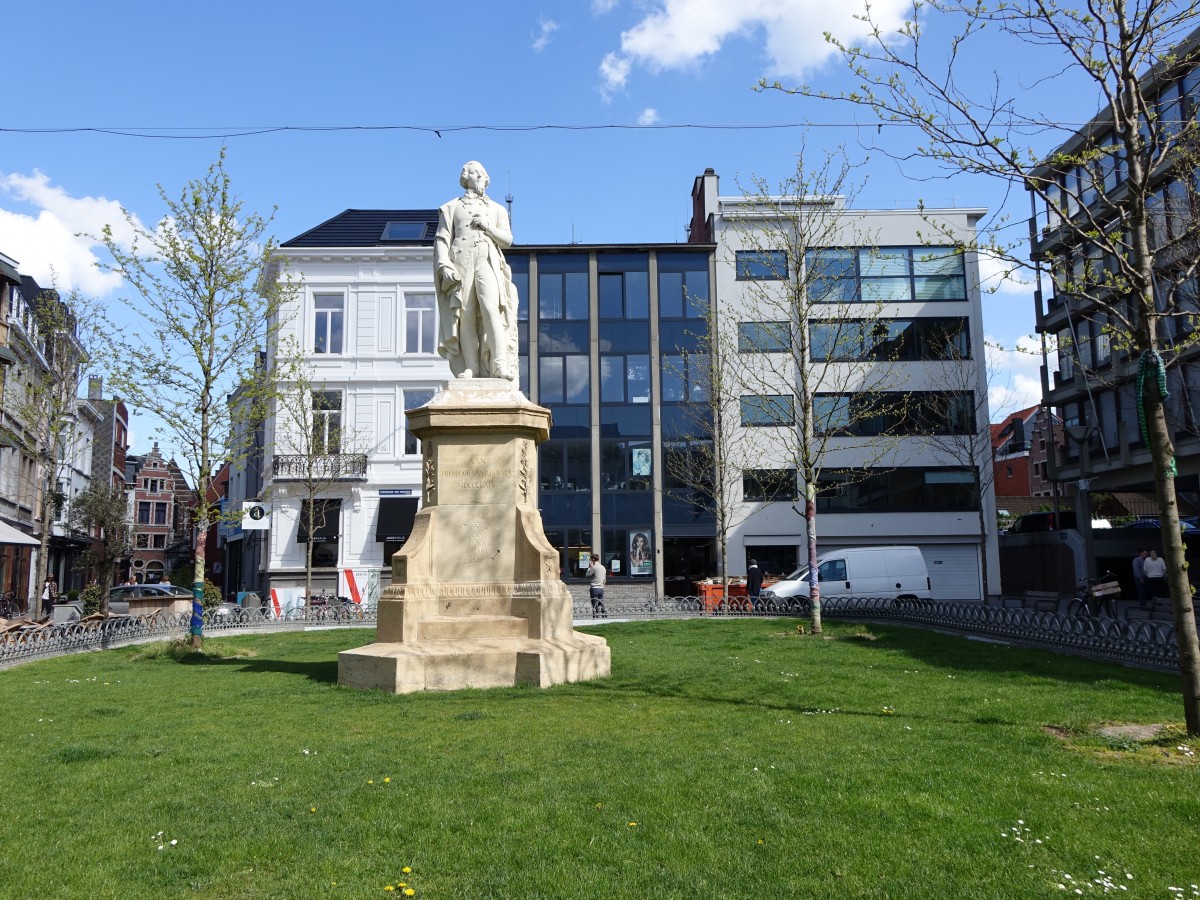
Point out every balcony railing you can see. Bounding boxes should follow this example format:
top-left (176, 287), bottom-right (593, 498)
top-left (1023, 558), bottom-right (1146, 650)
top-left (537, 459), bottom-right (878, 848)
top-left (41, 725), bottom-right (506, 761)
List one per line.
top-left (272, 454), bottom-right (368, 481)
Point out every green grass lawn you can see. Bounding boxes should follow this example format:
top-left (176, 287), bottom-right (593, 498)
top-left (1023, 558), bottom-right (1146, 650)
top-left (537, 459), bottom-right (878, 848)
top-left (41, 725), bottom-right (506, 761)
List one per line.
top-left (0, 620), bottom-right (1197, 899)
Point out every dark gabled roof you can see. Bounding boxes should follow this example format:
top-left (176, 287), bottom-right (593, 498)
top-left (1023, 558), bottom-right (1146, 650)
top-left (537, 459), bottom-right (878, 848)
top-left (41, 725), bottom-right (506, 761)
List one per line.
top-left (281, 209), bottom-right (440, 248)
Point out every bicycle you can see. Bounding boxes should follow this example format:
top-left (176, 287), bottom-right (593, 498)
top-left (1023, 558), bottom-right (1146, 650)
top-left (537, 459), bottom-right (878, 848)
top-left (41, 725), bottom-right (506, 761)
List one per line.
top-left (1066, 573), bottom-right (1121, 618)
top-left (0, 590), bottom-right (22, 619)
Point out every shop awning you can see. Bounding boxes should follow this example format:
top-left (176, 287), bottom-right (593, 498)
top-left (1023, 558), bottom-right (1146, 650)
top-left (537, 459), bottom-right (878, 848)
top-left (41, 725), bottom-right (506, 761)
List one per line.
top-left (296, 499), bottom-right (341, 544)
top-left (376, 497), bottom-right (418, 543)
top-left (0, 520), bottom-right (39, 546)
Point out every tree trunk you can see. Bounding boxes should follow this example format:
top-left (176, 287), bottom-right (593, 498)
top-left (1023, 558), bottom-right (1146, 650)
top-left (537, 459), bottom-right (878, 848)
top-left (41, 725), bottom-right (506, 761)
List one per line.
top-left (1146, 397), bottom-right (1200, 735)
top-left (805, 485), bottom-right (822, 634)
top-left (191, 529), bottom-right (206, 649)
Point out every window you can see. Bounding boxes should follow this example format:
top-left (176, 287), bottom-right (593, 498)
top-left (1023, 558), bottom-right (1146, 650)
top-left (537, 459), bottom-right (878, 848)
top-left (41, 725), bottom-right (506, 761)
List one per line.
top-left (403, 389), bottom-right (434, 455)
top-left (152, 534), bottom-right (166, 549)
top-left (817, 468), bottom-right (978, 512)
top-left (312, 391), bottom-right (342, 455)
top-left (144, 478), bottom-right (163, 492)
top-left (743, 468), bottom-right (797, 501)
top-left (137, 501), bottom-right (151, 525)
top-left (538, 256), bottom-right (589, 321)
top-left (658, 254), bottom-right (710, 319)
top-left (598, 256), bottom-right (649, 319)
top-left (135, 534), bottom-right (150, 549)
top-left (600, 441), bottom-right (653, 491)
top-left (313, 294), bottom-right (344, 354)
top-left (738, 322), bottom-right (791, 352)
top-left (297, 499), bottom-right (341, 567)
top-left (404, 293), bottom-right (436, 354)
top-left (539, 355), bottom-right (590, 404)
top-left (736, 250), bottom-right (788, 280)
top-left (154, 503), bottom-right (168, 525)
top-left (601, 355), bottom-right (650, 404)
top-left (740, 395), bottom-right (794, 426)
top-left (806, 248), bottom-right (965, 303)
top-left (814, 392), bottom-right (975, 436)
top-left (661, 353), bottom-right (708, 403)
top-left (540, 441), bottom-right (591, 492)
top-left (380, 221), bottom-right (428, 241)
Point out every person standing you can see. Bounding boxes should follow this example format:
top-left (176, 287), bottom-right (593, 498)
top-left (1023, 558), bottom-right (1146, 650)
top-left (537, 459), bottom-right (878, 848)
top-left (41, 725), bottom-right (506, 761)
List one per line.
top-left (586, 551), bottom-right (606, 618)
top-left (433, 161), bottom-right (519, 382)
top-left (41, 577), bottom-right (59, 614)
top-left (746, 559), bottom-right (763, 609)
top-left (1143, 549), bottom-right (1169, 602)
top-left (1132, 549), bottom-right (1150, 607)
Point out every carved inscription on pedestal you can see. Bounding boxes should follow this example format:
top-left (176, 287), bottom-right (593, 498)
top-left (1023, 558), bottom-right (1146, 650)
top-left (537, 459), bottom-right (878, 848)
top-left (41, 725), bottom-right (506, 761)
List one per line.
top-left (443, 455), bottom-right (513, 500)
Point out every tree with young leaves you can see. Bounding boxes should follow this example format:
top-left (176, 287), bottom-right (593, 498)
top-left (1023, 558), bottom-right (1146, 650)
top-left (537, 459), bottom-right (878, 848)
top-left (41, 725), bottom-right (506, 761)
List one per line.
top-left (97, 149), bottom-right (290, 647)
top-left (3, 285), bottom-right (97, 616)
top-left (69, 481), bottom-right (133, 613)
top-left (778, 0), bottom-right (1200, 731)
top-left (718, 148), bottom-right (918, 633)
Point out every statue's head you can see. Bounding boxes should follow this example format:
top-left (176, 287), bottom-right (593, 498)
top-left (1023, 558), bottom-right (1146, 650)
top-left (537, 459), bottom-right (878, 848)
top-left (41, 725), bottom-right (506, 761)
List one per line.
top-left (460, 161), bottom-right (490, 192)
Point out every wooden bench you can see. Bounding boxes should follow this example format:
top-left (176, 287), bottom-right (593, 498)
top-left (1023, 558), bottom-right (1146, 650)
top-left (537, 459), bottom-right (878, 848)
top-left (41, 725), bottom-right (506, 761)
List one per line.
top-left (1021, 590), bottom-right (1063, 613)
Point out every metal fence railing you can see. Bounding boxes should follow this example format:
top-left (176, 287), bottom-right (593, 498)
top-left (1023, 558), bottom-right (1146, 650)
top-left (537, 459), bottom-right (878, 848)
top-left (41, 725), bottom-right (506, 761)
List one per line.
top-left (0, 595), bottom-right (1184, 673)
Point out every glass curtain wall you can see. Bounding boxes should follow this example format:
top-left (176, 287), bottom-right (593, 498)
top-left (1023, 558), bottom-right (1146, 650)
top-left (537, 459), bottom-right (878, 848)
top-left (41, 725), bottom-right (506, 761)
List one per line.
top-left (513, 247), bottom-right (715, 584)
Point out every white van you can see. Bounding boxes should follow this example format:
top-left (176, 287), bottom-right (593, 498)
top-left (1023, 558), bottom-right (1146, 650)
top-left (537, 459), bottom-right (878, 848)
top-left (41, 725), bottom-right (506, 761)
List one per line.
top-left (760, 546), bottom-right (932, 605)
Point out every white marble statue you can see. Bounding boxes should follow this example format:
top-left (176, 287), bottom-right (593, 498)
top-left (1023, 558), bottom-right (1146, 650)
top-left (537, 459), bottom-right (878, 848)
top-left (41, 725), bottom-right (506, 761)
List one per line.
top-left (434, 161), bottom-right (520, 381)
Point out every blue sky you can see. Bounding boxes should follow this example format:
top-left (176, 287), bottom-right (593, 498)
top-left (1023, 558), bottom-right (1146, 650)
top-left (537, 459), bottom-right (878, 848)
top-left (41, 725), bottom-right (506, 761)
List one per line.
top-left (1, 0), bottom-right (1118, 449)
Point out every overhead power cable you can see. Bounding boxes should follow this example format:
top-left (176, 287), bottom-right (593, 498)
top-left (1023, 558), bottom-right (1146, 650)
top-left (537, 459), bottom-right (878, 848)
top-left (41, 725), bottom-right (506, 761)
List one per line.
top-left (0, 120), bottom-right (1095, 141)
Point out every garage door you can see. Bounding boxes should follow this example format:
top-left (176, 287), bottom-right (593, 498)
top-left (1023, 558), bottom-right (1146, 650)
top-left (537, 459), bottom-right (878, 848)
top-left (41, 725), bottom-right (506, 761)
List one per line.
top-left (919, 544), bottom-right (980, 601)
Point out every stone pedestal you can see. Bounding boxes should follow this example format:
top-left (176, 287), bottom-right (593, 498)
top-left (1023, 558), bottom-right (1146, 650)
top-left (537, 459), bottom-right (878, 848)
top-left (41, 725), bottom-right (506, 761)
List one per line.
top-left (339, 379), bottom-right (611, 693)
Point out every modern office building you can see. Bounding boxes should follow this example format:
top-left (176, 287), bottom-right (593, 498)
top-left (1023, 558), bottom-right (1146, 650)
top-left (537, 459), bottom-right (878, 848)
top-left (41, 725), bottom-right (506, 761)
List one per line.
top-left (246, 168), bottom-right (997, 604)
top-left (1028, 26), bottom-right (1200, 547)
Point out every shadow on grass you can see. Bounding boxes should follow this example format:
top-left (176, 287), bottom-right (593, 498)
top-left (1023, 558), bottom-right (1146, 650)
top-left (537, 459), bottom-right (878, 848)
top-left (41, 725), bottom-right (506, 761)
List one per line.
top-left (848, 622), bottom-right (1179, 688)
top-left (173, 653), bottom-right (339, 685)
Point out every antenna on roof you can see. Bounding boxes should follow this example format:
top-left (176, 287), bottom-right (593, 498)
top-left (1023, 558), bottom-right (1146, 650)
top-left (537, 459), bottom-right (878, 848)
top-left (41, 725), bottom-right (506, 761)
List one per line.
top-left (505, 192), bottom-right (513, 226)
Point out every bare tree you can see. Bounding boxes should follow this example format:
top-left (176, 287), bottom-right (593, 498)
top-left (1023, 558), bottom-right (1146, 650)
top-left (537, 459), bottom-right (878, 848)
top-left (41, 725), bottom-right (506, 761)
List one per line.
top-left (662, 320), bottom-right (772, 606)
top-left (97, 149), bottom-right (291, 648)
top-left (69, 481), bottom-right (134, 613)
top-left (777, 0), bottom-right (1200, 731)
top-left (269, 347), bottom-right (372, 612)
top-left (720, 148), bottom-right (915, 632)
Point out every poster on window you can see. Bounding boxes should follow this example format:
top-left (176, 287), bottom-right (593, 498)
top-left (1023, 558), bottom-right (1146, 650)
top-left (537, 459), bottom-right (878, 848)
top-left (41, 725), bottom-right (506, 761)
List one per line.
top-left (629, 531), bottom-right (653, 576)
top-left (631, 448), bottom-right (651, 477)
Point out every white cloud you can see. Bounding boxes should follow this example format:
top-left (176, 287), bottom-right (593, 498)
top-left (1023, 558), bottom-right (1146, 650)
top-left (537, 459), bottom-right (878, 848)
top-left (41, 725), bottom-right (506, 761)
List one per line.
top-left (638, 108), bottom-right (660, 125)
top-left (602, 0), bottom-right (911, 90)
top-left (599, 51), bottom-right (632, 99)
top-left (592, 0), bottom-right (619, 13)
top-left (531, 17), bottom-right (560, 52)
top-left (986, 334), bottom-right (1044, 422)
top-left (0, 171), bottom-right (142, 296)
top-left (976, 247), bottom-right (1035, 297)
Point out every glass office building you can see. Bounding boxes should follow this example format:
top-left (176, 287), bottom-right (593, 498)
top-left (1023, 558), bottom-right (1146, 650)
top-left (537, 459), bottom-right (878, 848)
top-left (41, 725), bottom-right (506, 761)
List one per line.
top-left (506, 246), bottom-right (717, 592)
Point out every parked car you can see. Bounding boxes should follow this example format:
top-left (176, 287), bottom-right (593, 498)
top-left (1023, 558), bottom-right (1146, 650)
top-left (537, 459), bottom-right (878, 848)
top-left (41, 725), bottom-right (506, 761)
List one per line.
top-left (1125, 518), bottom-right (1196, 530)
top-left (1007, 510), bottom-right (1077, 533)
top-left (759, 546), bottom-right (932, 606)
top-left (107, 583), bottom-right (194, 617)
top-left (107, 584), bottom-right (193, 603)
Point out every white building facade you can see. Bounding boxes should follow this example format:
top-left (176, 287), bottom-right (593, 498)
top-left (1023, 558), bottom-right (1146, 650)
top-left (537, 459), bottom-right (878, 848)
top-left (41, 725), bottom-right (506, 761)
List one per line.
top-left (258, 211), bottom-right (447, 608)
top-left (693, 170), bottom-right (1000, 600)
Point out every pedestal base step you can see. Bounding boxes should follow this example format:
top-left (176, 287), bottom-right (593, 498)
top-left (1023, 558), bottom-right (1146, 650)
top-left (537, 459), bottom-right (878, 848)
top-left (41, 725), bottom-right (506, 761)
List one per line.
top-left (338, 634), bottom-right (612, 694)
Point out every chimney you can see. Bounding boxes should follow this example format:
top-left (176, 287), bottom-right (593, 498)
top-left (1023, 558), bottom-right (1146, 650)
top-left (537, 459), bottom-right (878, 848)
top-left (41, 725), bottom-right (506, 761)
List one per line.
top-left (689, 168), bottom-right (719, 243)
top-left (88, 377), bottom-right (103, 400)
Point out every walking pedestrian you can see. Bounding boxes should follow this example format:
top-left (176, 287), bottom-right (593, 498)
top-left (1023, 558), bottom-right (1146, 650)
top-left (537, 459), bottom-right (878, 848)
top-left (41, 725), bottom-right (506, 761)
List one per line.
top-left (585, 551), bottom-right (606, 618)
top-left (1144, 549), bottom-right (1168, 601)
top-left (1132, 549), bottom-right (1150, 607)
top-left (746, 559), bottom-right (763, 610)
